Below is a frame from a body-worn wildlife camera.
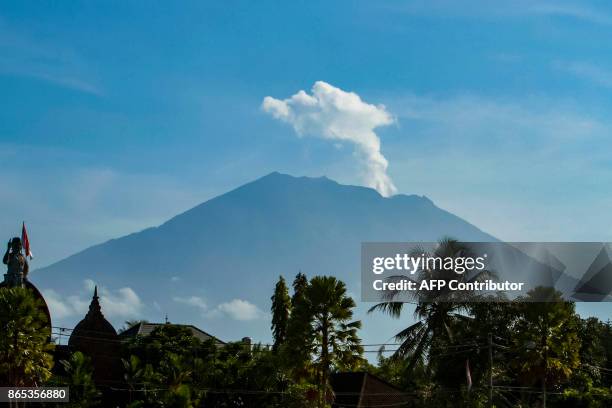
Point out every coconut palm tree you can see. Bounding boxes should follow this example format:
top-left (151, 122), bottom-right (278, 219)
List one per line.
top-left (307, 276), bottom-right (363, 407)
top-left (368, 238), bottom-right (495, 369)
top-left (512, 287), bottom-right (580, 407)
top-left (0, 287), bottom-right (54, 387)
top-left (60, 351), bottom-right (101, 407)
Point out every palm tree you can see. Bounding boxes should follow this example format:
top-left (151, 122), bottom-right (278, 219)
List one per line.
top-left (122, 354), bottom-right (152, 403)
top-left (513, 287), bottom-right (580, 407)
top-left (0, 287), bottom-right (54, 387)
top-left (307, 276), bottom-right (363, 407)
top-left (60, 351), bottom-right (101, 407)
top-left (368, 238), bottom-right (494, 368)
top-left (159, 353), bottom-right (197, 407)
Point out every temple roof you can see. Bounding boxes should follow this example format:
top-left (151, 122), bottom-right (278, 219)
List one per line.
top-left (69, 286), bottom-right (118, 347)
top-left (331, 372), bottom-right (412, 407)
top-left (120, 322), bottom-right (225, 345)
top-left (68, 287), bottom-right (121, 385)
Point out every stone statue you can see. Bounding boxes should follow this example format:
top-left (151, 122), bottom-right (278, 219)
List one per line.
top-left (3, 237), bottom-right (29, 287)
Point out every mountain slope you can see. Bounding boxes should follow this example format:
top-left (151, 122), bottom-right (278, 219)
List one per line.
top-left (35, 172), bottom-right (496, 341)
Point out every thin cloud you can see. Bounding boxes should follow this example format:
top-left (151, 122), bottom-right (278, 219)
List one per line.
top-left (0, 20), bottom-right (102, 95)
top-left (173, 295), bottom-right (264, 321)
top-left (43, 280), bottom-right (144, 321)
top-left (207, 299), bottom-right (265, 321)
top-left (42, 289), bottom-right (75, 319)
top-left (530, 3), bottom-right (612, 25)
top-left (555, 61), bottom-right (612, 89)
top-left (388, 1), bottom-right (612, 25)
top-left (173, 295), bottom-right (207, 310)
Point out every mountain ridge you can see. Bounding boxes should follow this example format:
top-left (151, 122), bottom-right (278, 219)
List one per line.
top-left (41, 172), bottom-right (490, 271)
top-left (35, 172), bottom-right (497, 342)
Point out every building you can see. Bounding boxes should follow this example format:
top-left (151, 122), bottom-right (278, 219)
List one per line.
top-left (120, 321), bottom-right (226, 346)
top-left (331, 372), bottom-right (414, 408)
top-left (67, 286), bottom-right (123, 386)
top-left (52, 286), bottom-right (231, 406)
top-left (60, 288), bottom-right (228, 383)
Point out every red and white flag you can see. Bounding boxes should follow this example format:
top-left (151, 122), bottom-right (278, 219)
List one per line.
top-left (21, 222), bottom-right (33, 259)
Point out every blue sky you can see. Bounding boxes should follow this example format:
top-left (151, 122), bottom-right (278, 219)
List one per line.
top-left (1, 2), bottom-right (612, 321)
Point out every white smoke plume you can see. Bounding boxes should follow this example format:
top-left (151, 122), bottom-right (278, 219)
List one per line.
top-left (262, 81), bottom-right (397, 197)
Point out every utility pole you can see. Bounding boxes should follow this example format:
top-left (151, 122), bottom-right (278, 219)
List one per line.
top-left (543, 336), bottom-right (547, 408)
top-left (488, 332), bottom-right (493, 408)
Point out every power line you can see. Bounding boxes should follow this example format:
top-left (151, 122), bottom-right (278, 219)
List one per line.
top-left (51, 325), bottom-right (487, 350)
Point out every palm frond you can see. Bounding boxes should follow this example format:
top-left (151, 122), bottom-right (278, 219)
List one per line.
top-left (367, 301), bottom-right (405, 318)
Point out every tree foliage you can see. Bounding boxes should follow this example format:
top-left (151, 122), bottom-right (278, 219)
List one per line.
top-left (366, 238), bottom-right (612, 407)
top-left (59, 351), bottom-right (101, 407)
top-left (512, 287), bottom-right (581, 389)
top-left (271, 275), bottom-right (291, 352)
top-left (277, 274), bottom-right (364, 407)
top-left (307, 276), bottom-right (363, 406)
top-left (0, 239), bottom-right (598, 407)
top-left (283, 272), bottom-right (315, 377)
top-left (368, 238), bottom-right (493, 369)
top-left (0, 286), bottom-right (54, 386)
top-left (121, 324), bottom-right (310, 407)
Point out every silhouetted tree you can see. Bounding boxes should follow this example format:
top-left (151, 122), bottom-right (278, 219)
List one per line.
top-left (271, 276), bottom-right (291, 352)
top-left (60, 351), bottom-right (101, 407)
top-left (306, 276), bottom-right (363, 407)
top-left (291, 272), bottom-right (308, 308)
top-left (368, 238), bottom-right (494, 369)
top-left (0, 287), bottom-right (54, 386)
top-left (513, 287), bottom-right (580, 406)
top-left (283, 272), bottom-right (313, 378)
